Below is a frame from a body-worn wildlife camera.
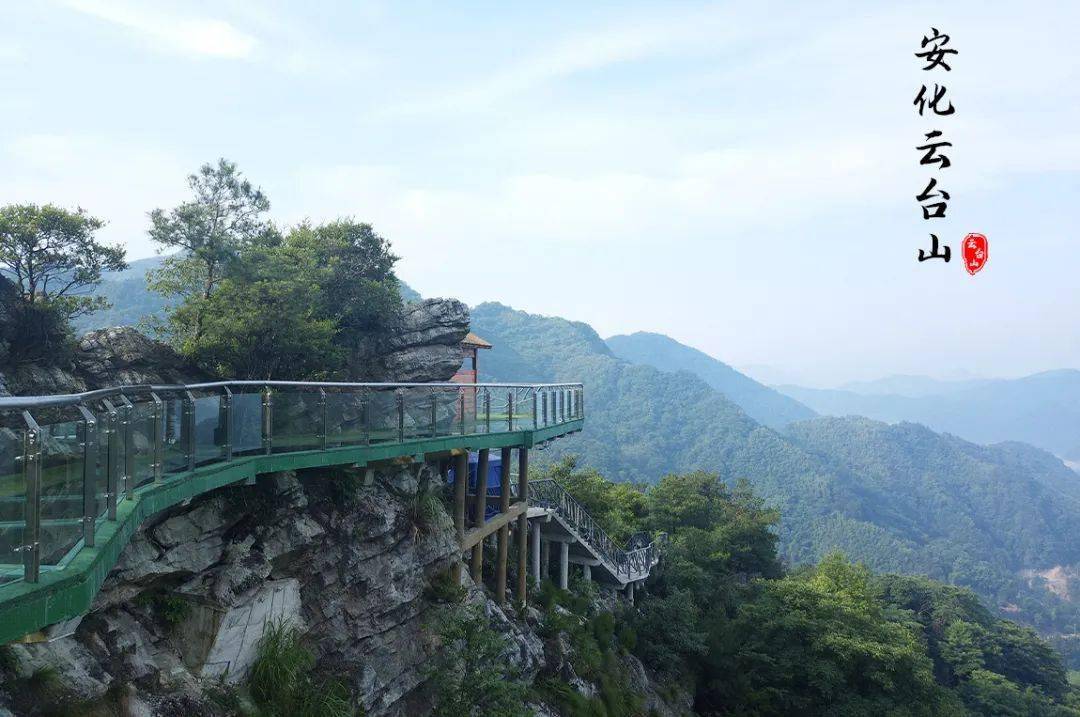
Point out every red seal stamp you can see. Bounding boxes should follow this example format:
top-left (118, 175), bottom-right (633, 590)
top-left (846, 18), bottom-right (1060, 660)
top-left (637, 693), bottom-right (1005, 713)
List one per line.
top-left (962, 233), bottom-right (988, 275)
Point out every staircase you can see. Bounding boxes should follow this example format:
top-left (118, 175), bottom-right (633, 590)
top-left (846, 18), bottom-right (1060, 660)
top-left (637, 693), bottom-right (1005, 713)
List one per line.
top-left (529, 479), bottom-right (659, 584)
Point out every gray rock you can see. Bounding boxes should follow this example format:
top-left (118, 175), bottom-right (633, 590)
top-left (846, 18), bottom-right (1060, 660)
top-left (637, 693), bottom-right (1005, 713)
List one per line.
top-left (74, 326), bottom-right (210, 387)
top-left (194, 578), bottom-right (303, 682)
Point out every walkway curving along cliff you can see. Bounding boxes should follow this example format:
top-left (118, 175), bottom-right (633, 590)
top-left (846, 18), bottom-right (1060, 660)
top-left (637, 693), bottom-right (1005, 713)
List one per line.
top-left (0, 381), bottom-right (586, 642)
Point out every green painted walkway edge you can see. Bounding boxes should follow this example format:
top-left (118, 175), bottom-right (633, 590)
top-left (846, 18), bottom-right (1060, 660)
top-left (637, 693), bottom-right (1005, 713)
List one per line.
top-left (0, 419), bottom-right (582, 644)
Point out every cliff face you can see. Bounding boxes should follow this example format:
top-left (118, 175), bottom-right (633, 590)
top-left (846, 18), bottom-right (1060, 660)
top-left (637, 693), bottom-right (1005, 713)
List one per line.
top-left (0, 465), bottom-right (480, 716)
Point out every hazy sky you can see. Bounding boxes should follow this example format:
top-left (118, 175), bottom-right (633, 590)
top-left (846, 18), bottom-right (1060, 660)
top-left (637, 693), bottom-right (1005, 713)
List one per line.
top-left (2, 1), bottom-right (1077, 386)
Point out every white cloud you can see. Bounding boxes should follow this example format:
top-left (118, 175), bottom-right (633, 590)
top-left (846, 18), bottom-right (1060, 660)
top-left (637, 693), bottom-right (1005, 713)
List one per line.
top-left (2, 133), bottom-right (189, 258)
top-left (62, 0), bottom-right (258, 59)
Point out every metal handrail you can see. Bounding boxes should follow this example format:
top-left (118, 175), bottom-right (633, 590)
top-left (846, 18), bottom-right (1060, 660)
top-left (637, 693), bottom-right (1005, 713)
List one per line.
top-left (0, 380), bottom-right (585, 586)
top-left (530, 478), bottom-right (659, 581)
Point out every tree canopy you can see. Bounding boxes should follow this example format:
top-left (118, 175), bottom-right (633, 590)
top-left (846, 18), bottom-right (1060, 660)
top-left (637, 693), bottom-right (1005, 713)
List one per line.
top-left (0, 203), bottom-right (126, 364)
top-left (146, 160), bottom-right (403, 379)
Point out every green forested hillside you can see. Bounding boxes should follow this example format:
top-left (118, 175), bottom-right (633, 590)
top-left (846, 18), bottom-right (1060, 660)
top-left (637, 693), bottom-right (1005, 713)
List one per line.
top-left (606, 330), bottom-right (816, 429)
top-left (780, 371), bottom-right (1080, 461)
top-left (545, 463), bottom-right (1080, 716)
top-left (73, 255), bottom-right (170, 333)
top-left (471, 302), bottom-right (1080, 657)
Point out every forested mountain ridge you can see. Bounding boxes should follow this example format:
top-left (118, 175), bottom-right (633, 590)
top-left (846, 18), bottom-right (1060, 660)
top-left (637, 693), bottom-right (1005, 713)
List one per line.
top-left (471, 301), bottom-right (1080, 658)
top-left (780, 369), bottom-right (1080, 461)
top-left (606, 330), bottom-right (816, 429)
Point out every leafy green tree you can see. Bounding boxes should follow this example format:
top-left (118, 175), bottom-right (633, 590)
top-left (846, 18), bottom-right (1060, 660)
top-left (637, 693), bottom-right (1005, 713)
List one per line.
top-left (706, 554), bottom-right (963, 716)
top-left (0, 203), bottom-right (126, 363)
top-left (148, 158), bottom-right (270, 347)
top-left (427, 605), bottom-right (530, 717)
top-left (286, 220), bottom-right (402, 372)
top-left (187, 235), bottom-right (340, 379)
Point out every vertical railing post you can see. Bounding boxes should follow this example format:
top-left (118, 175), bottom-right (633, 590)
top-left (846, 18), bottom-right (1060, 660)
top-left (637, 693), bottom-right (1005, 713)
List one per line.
top-left (458, 390), bottom-right (466, 435)
top-left (183, 391), bottom-right (196, 471)
top-left (361, 389), bottom-right (371, 445)
top-left (119, 396), bottom-right (134, 500)
top-left (101, 399), bottom-right (119, 520)
top-left (507, 392), bottom-right (514, 432)
top-left (542, 391), bottom-right (548, 426)
top-left (221, 386), bottom-right (233, 461)
top-left (430, 389), bottom-right (439, 438)
top-left (21, 411), bottom-right (41, 583)
top-left (319, 388), bottom-right (328, 450)
top-left (532, 390), bottom-right (538, 429)
top-left (484, 389), bottom-right (491, 433)
top-left (150, 393), bottom-right (163, 481)
top-left (76, 405), bottom-right (97, 548)
top-left (396, 390), bottom-right (405, 443)
top-left (261, 385), bottom-right (273, 455)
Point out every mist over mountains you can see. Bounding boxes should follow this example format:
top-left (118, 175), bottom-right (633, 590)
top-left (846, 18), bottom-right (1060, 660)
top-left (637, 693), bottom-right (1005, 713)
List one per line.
top-left (606, 331), bottom-right (816, 429)
top-left (778, 371), bottom-right (1080, 462)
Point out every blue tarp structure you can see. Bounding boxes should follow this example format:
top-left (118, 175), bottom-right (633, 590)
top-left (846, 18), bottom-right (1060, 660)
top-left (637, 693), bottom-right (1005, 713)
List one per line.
top-left (447, 452), bottom-right (507, 520)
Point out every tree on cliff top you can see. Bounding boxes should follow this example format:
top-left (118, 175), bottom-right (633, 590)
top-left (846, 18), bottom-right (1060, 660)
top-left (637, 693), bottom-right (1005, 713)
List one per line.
top-left (148, 159), bottom-right (403, 379)
top-left (0, 203), bottom-right (126, 364)
top-left (147, 158), bottom-right (271, 348)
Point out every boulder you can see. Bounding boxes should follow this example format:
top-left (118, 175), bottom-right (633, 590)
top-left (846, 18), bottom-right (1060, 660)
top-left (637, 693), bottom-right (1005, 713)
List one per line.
top-left (74, 326), bottom-right (209, 387)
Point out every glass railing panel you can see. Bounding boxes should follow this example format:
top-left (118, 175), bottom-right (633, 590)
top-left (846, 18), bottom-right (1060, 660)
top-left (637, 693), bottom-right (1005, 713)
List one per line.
top-left (232, 391), bottom-right (263, 455)
top-left (271, 391), bottom-right (320, 453)
top-left (38, 419), bottom-right (83, 569)
top-left (162, 396), bottom-right (187, 473)
top-left (194, 395), bottom-right (224, 465)
top-left (436, 388), bottom-right (461, 436)
top-left (511, 387), bottom-right (534, 430)
top-left (325, 390), bottom-right (365, 447)
top-left (0, 427), bottom-right (25, 585)
top-left (93, 409), bottom-right (111, 525)
top-left (401, 386), bottom-right (433, 440)
top-left (366, 389), bottom-right (397, 444)
top-left (129, 401), bottom-right (157, 491)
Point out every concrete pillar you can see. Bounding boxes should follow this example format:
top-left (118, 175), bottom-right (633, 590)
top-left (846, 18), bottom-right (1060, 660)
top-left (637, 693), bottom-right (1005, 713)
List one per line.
top-left (516, 447), bottom-right (529, 606)
top-left (470, 449), bottom-right (489, 583)
top-left (625, 580), bottom-right (635, 604)
top-left (451, 452), bottom-right (467, 585)
top-left (559, 541), bottom-right (569, 590)
top-left (530, 520), bottom-right (541, 584)
top-left (541, 538), bottom-right (550, 579)
top-left (582, 564), bottom-right (591, 582)
top-left (495, 447), bottom-right (512, 604)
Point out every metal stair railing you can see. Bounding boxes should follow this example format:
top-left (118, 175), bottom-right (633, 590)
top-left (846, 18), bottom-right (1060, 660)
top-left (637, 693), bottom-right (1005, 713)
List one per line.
top-left (529, 479), bottom-right (659, 581)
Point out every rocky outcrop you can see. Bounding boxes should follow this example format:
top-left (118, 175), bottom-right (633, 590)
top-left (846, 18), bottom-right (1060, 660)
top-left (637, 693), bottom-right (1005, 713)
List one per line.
top-left (74, 327), bottom-right (211, 388)
top-left (353, 298), bottom-right (470, 383)
top-left (0, 326), bottom-right (208, 398)
top-left (1, 296), bottom-right (469, 398)
top-left (0, 464), bottom-right (472, 715)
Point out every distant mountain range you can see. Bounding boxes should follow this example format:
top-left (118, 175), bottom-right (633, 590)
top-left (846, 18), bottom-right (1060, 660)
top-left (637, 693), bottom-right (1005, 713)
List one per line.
top-left (778, 371), bottom-right (1080, 461)
top-left (606, 331), bottom-right (816, 429)
top-left (471, 302), bottom-right (1080, 660)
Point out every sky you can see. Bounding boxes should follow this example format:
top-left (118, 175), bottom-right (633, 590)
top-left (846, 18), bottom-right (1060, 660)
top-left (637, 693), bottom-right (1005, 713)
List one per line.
top-left (2, 1), bottom-right (1078, 387)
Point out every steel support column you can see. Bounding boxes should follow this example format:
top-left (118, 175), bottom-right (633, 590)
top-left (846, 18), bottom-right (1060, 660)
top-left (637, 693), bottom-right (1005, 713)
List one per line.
top-left (530, 519), bottom-right (541, 585)
top-left (452, 452), bottom-right (468, 585)
top-left (495, 446), bottom-right (511, 604)
top-left (516, 447), bottom-right (529, 605)
top-left (470, 448), bottom-right (489, 582)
